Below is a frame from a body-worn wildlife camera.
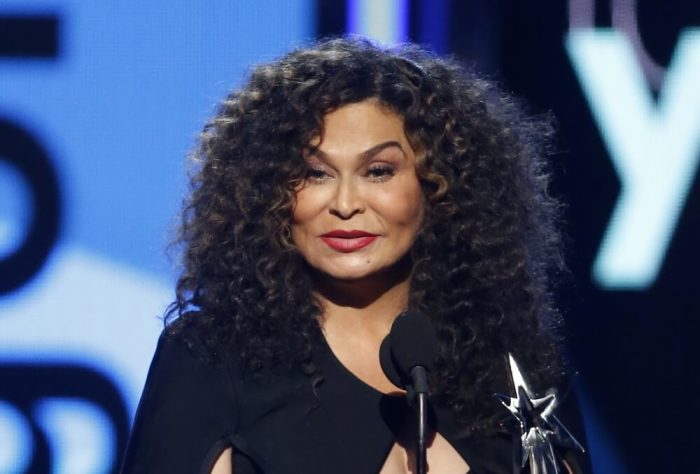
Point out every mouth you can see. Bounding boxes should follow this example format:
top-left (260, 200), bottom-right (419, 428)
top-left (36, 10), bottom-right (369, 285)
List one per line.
top-left (320, 230), bottom-right (378, 252)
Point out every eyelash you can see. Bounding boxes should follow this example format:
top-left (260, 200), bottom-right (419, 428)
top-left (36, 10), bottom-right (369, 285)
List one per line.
top-left (366, 165), bottom-right (395, 182)
top-left (305, 168), bottom-right (331, 182)
top-left (304, 165), bottom-right (396, 183)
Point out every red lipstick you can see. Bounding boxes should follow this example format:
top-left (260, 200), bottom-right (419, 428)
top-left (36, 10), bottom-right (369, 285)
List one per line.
top-left (320, 230), bottom-right (378, 252)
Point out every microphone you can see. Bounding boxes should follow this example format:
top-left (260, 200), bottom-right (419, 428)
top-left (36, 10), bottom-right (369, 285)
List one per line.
top-left (379, 310), bottom-right (438, 474)
top-left (379, 310), bottom-right (438, 396)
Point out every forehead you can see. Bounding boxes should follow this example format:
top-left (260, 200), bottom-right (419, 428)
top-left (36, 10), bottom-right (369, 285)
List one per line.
top-left (308, 101), bottom-right (410, 154)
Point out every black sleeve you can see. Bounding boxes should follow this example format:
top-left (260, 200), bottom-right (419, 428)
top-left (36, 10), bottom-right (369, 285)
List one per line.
top-left (119, 329), bottom-right (239, 474)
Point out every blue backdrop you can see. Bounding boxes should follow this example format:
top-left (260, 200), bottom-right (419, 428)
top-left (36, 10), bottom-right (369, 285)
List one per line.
top-left (0, 1), bottom-right (313, 472)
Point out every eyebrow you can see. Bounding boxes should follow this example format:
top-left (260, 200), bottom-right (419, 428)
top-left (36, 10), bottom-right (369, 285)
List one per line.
top-left (308, 140), bottom-right (406, 164)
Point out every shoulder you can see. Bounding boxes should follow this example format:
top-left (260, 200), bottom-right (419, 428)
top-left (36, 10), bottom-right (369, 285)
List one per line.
top-left (141, 311), bottom-right (248, 405)
top-left (164, 311), bottom-right (218, 355)
top-left (120, 313), bottom-right (241, 473)
top-left (163, 310), bottom-right (242, 367)
top-left (141, 310), bottom-right (241, 414)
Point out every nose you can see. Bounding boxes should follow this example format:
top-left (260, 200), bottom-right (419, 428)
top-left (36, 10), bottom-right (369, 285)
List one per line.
top-left (330, 176), bottom-right (365, 219)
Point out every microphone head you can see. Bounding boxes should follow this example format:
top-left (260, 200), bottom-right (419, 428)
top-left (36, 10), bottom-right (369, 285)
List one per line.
top-left (379, 335), bottom-right (404, 388)
top-left (379, 310), bottom-right (438, 389)
top-left (390, 310), bottom-right (438, 374)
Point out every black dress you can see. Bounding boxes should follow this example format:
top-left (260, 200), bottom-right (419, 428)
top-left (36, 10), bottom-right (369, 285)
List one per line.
top-left (119, 322), bottom-right (589, 474)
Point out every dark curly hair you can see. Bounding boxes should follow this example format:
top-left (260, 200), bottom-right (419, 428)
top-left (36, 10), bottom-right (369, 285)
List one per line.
top-left (166, 37), bottom-right (567, 436)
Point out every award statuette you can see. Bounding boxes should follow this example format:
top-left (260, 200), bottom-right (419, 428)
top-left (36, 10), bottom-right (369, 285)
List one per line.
top-left (496, 355), bottom-right (585, 474)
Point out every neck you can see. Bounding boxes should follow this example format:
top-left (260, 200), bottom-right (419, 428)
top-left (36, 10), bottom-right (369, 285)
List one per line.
top-left (312, 256), bottom-right (413, 337)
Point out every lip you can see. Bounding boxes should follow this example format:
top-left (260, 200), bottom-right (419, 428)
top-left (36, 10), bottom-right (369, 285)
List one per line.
top-left (320, 230), bottom-right (378, 252)
top-left (321, 230), bottom-right (377, 238)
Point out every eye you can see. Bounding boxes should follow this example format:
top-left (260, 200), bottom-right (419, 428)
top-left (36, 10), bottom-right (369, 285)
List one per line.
top-left (366, 164), bottom-right (395, 182)
top-left (305, 167), bottom-right (332, 183)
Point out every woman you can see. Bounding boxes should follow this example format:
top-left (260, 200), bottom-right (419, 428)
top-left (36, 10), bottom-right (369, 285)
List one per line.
top-left (120, 37), bottom-right (587, 473)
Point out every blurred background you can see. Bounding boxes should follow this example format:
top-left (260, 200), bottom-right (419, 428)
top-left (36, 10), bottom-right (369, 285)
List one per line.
top-left (0, 1), bottom-right (698, 472)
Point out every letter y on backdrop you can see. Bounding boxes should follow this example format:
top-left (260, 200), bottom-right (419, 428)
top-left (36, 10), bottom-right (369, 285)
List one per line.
top-left (566, 29), bottom-right (700, 289)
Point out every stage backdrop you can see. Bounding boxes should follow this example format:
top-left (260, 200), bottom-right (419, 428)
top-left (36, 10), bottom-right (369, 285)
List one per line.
top-left (0, 1), bottom-right (313, 472)
top-left (3, 1), bottom-right (699, 473)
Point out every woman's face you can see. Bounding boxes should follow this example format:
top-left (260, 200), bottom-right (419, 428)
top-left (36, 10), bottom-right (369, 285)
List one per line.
top-left (291, 100), bottom-right (425, 282)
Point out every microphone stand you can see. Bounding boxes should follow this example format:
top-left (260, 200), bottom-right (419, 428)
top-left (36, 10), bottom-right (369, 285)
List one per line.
top-left (410, 365), bottom-right (430, 474)
top-left (378, 311), bottom-right (438, 474)
top-left (416, 392), bottom-right (427, 474)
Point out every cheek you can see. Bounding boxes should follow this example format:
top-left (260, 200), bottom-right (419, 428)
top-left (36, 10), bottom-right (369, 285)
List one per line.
top-left (373, 182), bottom-right (425, 229)
top-left (291, 187), bottom-right (331, 247)
top-left (292, 188), bottom-right (322, 225)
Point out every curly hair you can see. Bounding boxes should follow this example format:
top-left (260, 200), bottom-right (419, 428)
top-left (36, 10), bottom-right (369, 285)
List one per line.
top-left (166, 37), bottom-right (567, 436)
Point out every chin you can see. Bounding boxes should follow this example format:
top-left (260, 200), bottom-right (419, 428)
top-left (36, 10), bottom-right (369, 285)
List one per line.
top-left (323, 258), bottom-right (407, 283)
top-left (323, 267), bottom-right (380, 282)
top-left (307, 254), bottom-right (412, 285)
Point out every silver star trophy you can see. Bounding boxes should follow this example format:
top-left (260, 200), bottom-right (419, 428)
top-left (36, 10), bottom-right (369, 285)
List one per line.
top-left (496, 354), bottom-right (584, 474)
